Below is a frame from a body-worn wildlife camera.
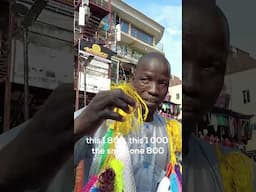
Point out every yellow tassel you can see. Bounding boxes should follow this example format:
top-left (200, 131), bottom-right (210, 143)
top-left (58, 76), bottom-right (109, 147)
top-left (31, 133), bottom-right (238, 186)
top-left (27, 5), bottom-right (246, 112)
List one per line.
top-left (166, 119), bottom-right (182, 165)
top-left (107, 83), bottom-right (149, 135)
top-left (216, 146), bottom-right (254, 192)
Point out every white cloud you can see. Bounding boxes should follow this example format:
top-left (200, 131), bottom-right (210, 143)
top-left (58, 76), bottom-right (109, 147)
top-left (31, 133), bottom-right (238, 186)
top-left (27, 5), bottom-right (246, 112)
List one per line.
top-left (147, 4), bottom-right (182, 78)
top-left (125, 1), bottom-right (182, 78)
top-left (166, 27), bottom-right (181, 36)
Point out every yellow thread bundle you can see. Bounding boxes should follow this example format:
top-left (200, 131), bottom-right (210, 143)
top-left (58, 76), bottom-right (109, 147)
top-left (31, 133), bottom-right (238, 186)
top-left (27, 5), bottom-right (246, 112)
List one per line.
top-left (216, 147), bottom-right (254, 192)
top-left (166, 119), bottom-right (182, 165)
top-left (109, 83), bottom-right (149, 135)
top-left (98, 83), bottom-right (149, 191)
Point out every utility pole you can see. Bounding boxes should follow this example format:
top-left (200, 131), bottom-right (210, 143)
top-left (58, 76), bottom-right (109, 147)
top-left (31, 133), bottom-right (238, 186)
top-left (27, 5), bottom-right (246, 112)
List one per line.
top-left (23, 27), bottom-right (29, 120)
top-left (21, 0), bottom-right (48, 120)
top-left (84, 55), bottom-right (94, 106)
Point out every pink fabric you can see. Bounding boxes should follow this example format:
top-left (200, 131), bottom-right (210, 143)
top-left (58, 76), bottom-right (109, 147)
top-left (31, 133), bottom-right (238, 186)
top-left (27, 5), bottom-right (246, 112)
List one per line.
top-left (82, 175), bottom-right (98, 192)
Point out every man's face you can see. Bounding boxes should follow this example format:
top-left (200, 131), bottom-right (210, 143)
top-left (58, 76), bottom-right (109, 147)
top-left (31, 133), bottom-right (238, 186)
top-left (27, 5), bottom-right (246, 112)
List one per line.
top-left (133, 58), bottom-right (170, 114)
top-left (183, 7), bottom-right (229, 124)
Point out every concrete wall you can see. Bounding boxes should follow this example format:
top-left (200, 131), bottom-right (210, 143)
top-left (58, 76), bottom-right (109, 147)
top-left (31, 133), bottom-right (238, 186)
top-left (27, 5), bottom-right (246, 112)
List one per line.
top-left (169, 84), bottom-right (182, 105)
top-left (11, 2), bottom-right (73, 90)
top-left (224, 68), bottom-right (256, 116)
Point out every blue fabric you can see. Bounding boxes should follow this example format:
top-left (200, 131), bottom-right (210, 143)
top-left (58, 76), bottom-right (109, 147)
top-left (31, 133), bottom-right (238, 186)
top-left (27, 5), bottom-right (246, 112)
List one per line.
top-left (170, 173), bottom-right (179, 192)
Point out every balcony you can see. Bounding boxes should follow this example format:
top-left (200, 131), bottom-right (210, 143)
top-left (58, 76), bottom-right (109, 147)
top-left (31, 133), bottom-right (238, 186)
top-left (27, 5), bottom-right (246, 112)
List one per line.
top-left (77, 0), bottom-right (111, 39)
top-left (120, 32), bottom-right (164, 55)
top-left (89, 0), bottom-right (109, 15)
top-left (52, 0), bottom-right (73, 7)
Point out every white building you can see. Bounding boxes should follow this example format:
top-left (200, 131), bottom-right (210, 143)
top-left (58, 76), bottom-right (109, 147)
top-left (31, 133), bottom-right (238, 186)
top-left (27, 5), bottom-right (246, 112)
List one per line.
top-left (221, 47), bottom-right (256, 153)
top-left (224, 48), bottom-right (256, 116)
top-left (75, 0), bottom-right (165, 108)
top-left (168, 75), bottom-right (182, 104)
top-left (225, 69), bottom-right (256, 115)
top-left (168, 75), bottom-right (182, 120)
top-left (103, 0), bottom-right (165, 82)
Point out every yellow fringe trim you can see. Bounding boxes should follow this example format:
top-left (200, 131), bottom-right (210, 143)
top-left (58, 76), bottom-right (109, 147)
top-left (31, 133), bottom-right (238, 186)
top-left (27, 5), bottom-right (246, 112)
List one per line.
top-left (107, 83), bottom-right (149, 135)
top-left (216, 146), bottom-right (254, 192)
top-left (166, 119), bottom-right (182, 165)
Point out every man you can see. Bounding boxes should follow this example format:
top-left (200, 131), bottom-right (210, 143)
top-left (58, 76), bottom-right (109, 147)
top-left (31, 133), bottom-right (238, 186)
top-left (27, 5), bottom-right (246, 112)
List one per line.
top-left (182, 1), bottom-right (256, 191)
top-left (74, 52), bottom-right (174, 192)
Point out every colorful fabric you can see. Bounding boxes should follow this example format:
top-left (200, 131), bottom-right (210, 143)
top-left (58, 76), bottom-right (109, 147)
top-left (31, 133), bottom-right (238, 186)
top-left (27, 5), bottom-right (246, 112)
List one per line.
top-left (74, 160), bottom-right (84, 192)
top-left (74, 83), bottom-right (182, 192)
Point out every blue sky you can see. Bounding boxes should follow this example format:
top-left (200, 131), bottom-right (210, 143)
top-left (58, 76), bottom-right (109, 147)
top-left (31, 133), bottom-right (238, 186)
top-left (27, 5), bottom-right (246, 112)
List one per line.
top-left (123, 0), bottom-right (182, 78)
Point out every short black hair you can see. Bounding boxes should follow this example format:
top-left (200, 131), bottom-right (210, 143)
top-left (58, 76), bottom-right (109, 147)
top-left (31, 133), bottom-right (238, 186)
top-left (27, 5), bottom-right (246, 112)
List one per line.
top-left (183, 0), bottom-right (230, 50)
top-left (137, 52), bottom-right (171, 75)
top-left (216, 6), bottom-right (230, 49)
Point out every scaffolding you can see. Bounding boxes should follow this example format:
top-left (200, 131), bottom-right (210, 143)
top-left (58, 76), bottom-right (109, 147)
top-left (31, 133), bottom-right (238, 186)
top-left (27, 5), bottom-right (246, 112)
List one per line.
top-left (74, 0), bottom-right (112, 110)
top-left (2, 0), bottom-right (73, 131)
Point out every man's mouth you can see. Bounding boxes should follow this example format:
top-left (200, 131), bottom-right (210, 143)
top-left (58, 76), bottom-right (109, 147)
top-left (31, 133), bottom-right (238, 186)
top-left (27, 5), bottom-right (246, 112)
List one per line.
top-left (144, 98), bottom-right (158, 104)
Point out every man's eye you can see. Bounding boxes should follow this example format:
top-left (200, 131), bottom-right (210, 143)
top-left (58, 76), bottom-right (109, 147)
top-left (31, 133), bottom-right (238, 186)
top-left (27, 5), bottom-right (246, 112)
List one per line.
top-left (202, 65), bottom-right (218, 73)
top-left (204, 61), bottom-right (224, 73)
top-left (159, 81), bottom-right (168, 86)
top-left (140, 78), bottom-right (149, 83)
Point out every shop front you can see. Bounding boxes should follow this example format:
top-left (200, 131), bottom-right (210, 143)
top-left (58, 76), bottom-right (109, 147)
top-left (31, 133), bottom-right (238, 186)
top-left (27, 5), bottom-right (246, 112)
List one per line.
top-left (76, 39), bottom-right (115, 109)
top-left (195, 107), bottom-right (254, 151)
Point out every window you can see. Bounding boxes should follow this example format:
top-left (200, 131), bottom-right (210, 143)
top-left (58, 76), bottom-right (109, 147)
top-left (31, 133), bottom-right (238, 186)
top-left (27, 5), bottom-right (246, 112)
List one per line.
top-left (131, 25), bottom-right (153, 45)
top-left (242, 90), bottom-right (250, 104)
top-left (120, 19), bottom-right (129, 33)
top-left (176, 93), bottom-right (180, 100)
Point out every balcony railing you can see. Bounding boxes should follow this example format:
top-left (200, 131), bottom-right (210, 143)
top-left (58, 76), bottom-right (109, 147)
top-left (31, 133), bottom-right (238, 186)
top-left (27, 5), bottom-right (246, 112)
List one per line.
top-left (52, 0), bottom-right (73, 6)
top-left (90, 0), bottom-right (109, 11)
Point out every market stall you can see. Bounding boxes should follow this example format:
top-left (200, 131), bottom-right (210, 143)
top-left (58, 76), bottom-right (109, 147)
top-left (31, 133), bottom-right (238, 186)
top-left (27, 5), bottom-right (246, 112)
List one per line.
top-left (196, 107), bottom-right (254, 150)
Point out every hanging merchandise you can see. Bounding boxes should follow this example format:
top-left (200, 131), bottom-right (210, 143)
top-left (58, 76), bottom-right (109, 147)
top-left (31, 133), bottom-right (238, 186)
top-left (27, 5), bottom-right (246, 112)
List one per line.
top-left (229, 116), bottom-right (235, 138)
top-left (216, 114), bottom-right (228, 127)
top-left (212, 114), bottom-right (218, 132)
top-left (156, 119), bottom-right (182, 192)
top-left (75, 83), bottom-right (182, 192)
top-left (199, 107), bottom-right (253, 149)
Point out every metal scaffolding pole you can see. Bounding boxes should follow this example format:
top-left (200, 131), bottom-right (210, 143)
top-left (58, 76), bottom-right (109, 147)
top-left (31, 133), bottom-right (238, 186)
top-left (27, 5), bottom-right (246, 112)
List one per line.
top-left (23, 27), bottom-right (29, 120)
top-left (83, 62), bottom-right (87, 106)
top-left (3, 1), bottom-right (15, 131)
top-left (83, 55), bottom-right (94, 107)
top-left (21, 0), bottom-right (48, 120)
top-left (75, 56), bottom-right (81, 111)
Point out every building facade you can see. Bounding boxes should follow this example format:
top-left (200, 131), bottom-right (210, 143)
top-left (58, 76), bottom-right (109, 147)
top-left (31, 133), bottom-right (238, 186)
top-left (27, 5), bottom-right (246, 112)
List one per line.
top-left (159, 75), bottom-right (182, 121)
top-left (108, 0), bottom-right (164, 83)
top-left (1, 0), bottom-right (73, 131)
top-left (75, 0), bottom-right (165, 109)
top-left (223, 47), bottom-right (256, 156)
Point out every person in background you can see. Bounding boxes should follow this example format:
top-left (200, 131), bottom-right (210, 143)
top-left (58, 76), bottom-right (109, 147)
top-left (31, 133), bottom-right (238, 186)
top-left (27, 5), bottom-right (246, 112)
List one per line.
top-left (182, 0), bottom-right (256, 191)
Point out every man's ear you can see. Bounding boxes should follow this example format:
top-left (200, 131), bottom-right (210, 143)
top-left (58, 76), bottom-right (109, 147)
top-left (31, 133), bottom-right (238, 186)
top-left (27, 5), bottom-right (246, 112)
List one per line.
top-left (131, 67), bottom-right (136, 78)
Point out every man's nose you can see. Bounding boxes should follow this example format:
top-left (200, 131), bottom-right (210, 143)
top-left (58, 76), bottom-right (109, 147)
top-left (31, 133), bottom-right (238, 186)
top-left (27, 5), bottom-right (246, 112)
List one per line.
top-left (148, 82), bottom-right (159, 96)
top-left (183, 60), bottom-right (200, 96)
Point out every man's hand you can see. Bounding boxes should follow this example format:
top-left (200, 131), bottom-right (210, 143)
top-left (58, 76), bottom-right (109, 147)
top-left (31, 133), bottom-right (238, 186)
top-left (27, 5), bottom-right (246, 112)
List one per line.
top-left (75, 89), bottom-right (135, 137)
top-left (0, 83), bottom-right (74, 190)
